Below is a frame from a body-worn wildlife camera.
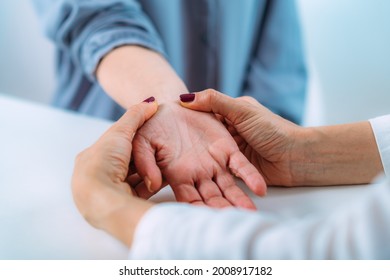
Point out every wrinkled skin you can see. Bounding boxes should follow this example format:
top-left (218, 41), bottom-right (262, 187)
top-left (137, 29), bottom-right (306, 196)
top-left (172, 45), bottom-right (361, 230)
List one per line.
top-left (180, 89), bottom-right (302, 187)
top-left (132, 102), bottom-right (267, 209)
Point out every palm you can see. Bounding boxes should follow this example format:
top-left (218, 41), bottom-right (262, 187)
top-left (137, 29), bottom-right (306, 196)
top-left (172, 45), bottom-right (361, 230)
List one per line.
top-left (133, 103), bottom-right (266, 209)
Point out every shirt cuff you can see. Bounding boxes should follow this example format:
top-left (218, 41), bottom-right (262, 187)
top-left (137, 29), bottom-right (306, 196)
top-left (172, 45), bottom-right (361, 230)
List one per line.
top-left (369, 115), bottom-right (390, 177)
top-left (81, 28), bottom-right (166, 81)
top-left (128, 203), bottom-right (191, 259)
top-left (127, 202), bottom-right (277, 259)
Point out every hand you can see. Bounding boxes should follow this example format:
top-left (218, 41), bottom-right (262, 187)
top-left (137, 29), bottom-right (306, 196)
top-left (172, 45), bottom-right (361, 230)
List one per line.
top-left (72, 100), bottom-right (158, 247)
top-left (132, 102), bottom-right (267, 210)
top-left (179, 89), bottom-right (304, 186)
top-left (96, 46), bottom-right (265, 208)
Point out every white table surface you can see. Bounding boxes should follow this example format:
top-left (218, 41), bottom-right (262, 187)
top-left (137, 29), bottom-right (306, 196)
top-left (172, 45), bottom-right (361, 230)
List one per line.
top-left (0, 93), bottom-right (375, 259)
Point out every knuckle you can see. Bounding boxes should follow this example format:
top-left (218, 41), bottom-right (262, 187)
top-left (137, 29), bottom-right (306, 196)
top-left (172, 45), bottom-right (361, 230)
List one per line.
top-left (205, 88), bottom-right (218, 98)
top-left (247, 96), bottom-right (257, 103)
top-left (239, 96), bottom-right (257, 104)
top-left (75, 149), bottom-right (88, 165)
top-left (204, 88), bottom-right (216, 95)
top-left (204, 88), bottom-right (220, 107)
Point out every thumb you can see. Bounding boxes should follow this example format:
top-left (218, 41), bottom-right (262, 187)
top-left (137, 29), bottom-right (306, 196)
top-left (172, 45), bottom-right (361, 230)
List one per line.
top-left (179, 89), bottom-right (257, 125)
top-left (101, 97), bottom-right (158, 165)
top-left (111, 97), bottom-right (158, 137)
top-left (110, 97), bottom-right (161, 191)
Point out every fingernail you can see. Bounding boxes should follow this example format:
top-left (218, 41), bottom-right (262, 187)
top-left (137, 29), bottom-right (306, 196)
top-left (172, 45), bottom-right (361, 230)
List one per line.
top-left (145, 176), bottom-right (153, 193)
top-left (230, 167), bottom-right (241, 178)
top-left (180, 93), bottom-right (195, 103)
top-left (143, 96), bottom-right (155, 103)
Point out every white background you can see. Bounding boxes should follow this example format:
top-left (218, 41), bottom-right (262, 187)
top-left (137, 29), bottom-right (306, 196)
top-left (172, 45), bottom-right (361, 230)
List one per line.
top-left (1, 0), bottom-right (389, 125)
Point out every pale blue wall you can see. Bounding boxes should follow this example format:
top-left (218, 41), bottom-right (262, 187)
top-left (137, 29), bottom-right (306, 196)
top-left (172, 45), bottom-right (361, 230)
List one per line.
top-left (299, 0), bottom-right (390, 124)
top-left (0, 0), bottom-right (55, 104)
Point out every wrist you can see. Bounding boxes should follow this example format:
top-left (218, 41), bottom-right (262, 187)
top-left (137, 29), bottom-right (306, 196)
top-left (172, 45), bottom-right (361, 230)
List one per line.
top-left (97, 45), bottom-right (188, 107)
top-left (289, 122), bottom-right (383, 186)
top-left (287, 127), bottom-right (316, 186)
top-left (100, 195), bottom-right (155, 247)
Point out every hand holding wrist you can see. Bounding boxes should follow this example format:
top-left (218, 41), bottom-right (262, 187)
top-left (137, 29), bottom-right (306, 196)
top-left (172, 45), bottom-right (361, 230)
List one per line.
top-left (72, 101), bottom-right (158, 247)
top-left (179, 89), bottom-right (301, 186)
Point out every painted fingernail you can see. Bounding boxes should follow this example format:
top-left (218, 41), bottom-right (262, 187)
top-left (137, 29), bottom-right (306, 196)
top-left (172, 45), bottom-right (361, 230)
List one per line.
top-left (143, 96), bottom-right (155, 103)
top-left (230, 167), bottom-right (241, 178)
top-left (180, 93), bottom-right (195, 103)
top-left (144, 176), bottom-right (153, 193)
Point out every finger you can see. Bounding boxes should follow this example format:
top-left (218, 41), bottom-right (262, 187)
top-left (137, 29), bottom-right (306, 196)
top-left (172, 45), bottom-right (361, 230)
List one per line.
top-left (229, 151), bottom-right (267, 196)
top-left (129, 186), bottom-right (137, 196)
top-left (126, 173), bottom-right (155, 199)
top-left (179, 89), bottom-right (258, 124)
top-left (214, 113), bottom-right (225, 123)
top-left (133, 180), bottom-right (169, 200)
top-left (171, 183), bottom-right (206, 206)
top-left (126, 173), bottom-right (143, 187)
top-left (196, 179), bottom-right (232, 208)
top-left (109, 98), bottom-right (158, 138)
top-left (128, 161), bottom-right (137, 175)
top-left (133, 135), bottom-right (163, 193)
top-left (227, 123), bottom-right (238, 137)
top-left (214, 171), bottom-right (256, 210)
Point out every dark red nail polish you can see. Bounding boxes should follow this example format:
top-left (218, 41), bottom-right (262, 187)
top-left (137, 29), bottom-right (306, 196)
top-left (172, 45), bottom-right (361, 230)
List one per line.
top-left (180, 93), bottom-right (195, 103)
top-left (143, 96), bottom-right (155, 103)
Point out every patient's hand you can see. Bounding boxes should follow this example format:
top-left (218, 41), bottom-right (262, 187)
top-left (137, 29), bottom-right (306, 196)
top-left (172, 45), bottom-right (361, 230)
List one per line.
top-left (133, 102), bottom-right (266, 209)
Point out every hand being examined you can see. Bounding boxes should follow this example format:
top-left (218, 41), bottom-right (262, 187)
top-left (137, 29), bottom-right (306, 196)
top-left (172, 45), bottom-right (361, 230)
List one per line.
top-left (72, 97), bottom-right (266, 247)
top-left (133, 102), bottom-right (266, 209)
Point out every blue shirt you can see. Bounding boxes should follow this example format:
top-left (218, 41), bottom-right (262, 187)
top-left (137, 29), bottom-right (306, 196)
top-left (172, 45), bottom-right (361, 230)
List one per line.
top-left (33, 0), bottom-right (307, 123)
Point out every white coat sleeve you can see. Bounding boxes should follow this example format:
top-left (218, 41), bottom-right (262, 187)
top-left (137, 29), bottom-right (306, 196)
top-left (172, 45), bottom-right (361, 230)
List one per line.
top-left (370, 114), bottom-right (390, 176)
top-left (129, 179), bottom-right (390, 259)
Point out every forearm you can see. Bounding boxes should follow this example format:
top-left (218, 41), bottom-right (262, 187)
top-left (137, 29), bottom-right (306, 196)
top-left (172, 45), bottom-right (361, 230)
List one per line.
top-left (97, 46), bottom-right (187, 107)
top-left (292, 121), bottom-right (383, 185)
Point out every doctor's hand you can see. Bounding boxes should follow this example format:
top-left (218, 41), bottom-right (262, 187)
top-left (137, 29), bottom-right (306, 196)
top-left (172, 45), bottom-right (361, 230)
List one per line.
top-left (132, 102), bottom-right (266, 210)
top-left (179, 89), bottom-right (305, 187)
top-left (72, 100), bottom-right (158, 247)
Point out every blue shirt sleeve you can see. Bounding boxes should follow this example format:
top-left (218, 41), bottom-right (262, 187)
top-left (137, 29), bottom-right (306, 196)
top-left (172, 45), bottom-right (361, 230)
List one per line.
top-left (32, 0), bottom-right (166, 80)
top-left (242, 0), bottom-right (307, 124)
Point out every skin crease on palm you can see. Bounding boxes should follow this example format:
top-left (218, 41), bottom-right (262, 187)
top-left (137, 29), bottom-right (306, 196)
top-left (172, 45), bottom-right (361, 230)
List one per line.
top-left (132, 102), bottom-right (267, 210)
